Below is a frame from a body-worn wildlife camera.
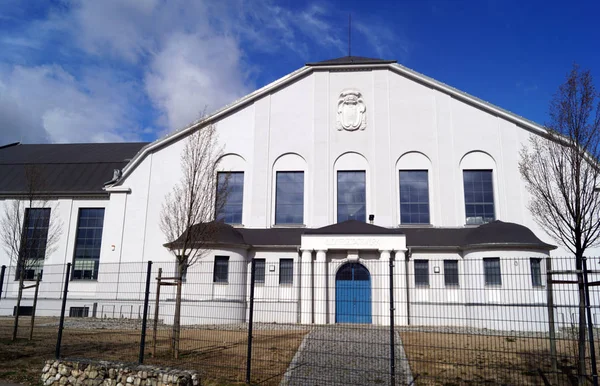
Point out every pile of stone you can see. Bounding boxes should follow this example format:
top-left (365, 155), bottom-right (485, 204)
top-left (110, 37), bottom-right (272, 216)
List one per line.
top-left (40, 359), bottom-right (200, 386)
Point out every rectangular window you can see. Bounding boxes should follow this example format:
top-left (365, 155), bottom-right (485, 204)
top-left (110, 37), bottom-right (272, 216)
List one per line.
top-left (275, 171), bottom-right (304, 225)
top-left (483, 258), bottom-right (502, 286)
top-left (213, 256), bottom-right (229, 283)
top-left (337, 171), bottom-right (366, 222)
top-left (69, 307), bottom-right (89, 318)
top-left (463, 170), bottom-right (495, 225)
top-left (399, 170), bottom-right (430, 224)
top-left (216, 172), bottom-right (244, 224)
top-left (254, 259), bottom-right (266, 284)
top-left (414, 260), bottom-right (429, 286)
top-left (18, 208), bottom-right (51, 281)
top-left (530, 258), bottom-right (542, 287)
top-left (279, 259), bottom-right (294, 285)
top-left (444, 260), bottom-right (459, 287)
top-left (72, 208), bottom-right (105, 280)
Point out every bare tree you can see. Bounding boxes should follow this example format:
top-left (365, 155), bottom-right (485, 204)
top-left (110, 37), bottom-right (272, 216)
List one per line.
top-left (1, 165), bottom-right (63, 341)
top-left (160, 123), bottom-right (228, 358)
top-left (519, 64), bottom-right (600, 384)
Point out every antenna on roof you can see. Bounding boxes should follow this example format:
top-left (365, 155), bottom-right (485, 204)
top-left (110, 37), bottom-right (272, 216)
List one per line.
top-left (348, 14), bottom-right (352, 57)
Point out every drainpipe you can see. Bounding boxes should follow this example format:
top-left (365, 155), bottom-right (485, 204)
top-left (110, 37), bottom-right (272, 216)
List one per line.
top-left (405, 248), bottom-right (412, 326)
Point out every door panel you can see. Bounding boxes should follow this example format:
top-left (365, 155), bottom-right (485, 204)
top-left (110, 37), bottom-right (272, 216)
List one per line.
top-left (335, 263), bottom-right (372, 324)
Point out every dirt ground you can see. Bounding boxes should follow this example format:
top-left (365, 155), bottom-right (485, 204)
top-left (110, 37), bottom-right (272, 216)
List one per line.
top-left (0, 317), bottom-right (306, 386)
top-left (400, 331), bottom-right (587, 385)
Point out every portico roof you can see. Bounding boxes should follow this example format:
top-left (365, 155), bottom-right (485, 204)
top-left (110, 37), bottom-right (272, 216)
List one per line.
top-left (170, 220), bottom-right (556, 251)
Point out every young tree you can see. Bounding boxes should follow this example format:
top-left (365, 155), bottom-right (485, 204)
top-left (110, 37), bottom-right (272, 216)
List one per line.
top-left (519, 64), bottom-right (600, 384)
top-left (1, 165), bottom-right (63, 341)
top-left (160, 123), bottom-right (228, 359)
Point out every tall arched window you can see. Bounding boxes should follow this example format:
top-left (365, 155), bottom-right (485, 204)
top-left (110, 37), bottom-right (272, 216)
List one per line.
top-left (216, 154), bottom-right (246, 225)
top-left (334, 152), bottom-right (369, 223)
top-left (272, 153), bottom-right (307, 225)
top-left (459, 151), bottom-right (497, 225)
top-left (396, 152), bottom-right (433, 225)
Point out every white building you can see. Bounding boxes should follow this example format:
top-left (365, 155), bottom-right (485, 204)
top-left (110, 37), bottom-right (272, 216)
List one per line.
top-left (0, 56), bottom-right (593, 330)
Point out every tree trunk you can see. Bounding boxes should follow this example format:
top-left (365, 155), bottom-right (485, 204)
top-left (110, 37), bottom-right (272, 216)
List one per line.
top-left (172, 264), bottom-right (183, 360)
top-left (29, 274), bottom-right (40, 340)
top-left (12, 270), bottom-right (24, 341)
top-left (577, 265), bottom-right (587, 385)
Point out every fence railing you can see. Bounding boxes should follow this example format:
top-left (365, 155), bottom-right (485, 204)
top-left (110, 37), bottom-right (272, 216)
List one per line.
top-left (1, 256), bottom-right (600, 385)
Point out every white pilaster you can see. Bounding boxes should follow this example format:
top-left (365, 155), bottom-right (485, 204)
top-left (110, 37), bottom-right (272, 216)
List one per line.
top-left (300, 249), bottom-right (313, 324)
top-left (314, 250), bottom-right (328, 324)
top-left (379, 250), bottom-right (391, 325)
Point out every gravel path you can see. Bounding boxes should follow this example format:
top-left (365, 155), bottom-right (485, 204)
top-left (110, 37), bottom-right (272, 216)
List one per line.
top-left (281, 325), bottom-right (412, 386)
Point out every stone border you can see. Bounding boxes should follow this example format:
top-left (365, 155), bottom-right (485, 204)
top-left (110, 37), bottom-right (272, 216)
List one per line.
top-left (41, 359), bottom-right (200, 386)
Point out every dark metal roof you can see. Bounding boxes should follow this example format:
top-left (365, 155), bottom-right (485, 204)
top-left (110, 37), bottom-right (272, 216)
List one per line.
top-left (173, 220), bottom-right (555, 251)
top-left (0, 142), bottom-right (149, 195)
top-left (306, 56), bottom-right (397, 66)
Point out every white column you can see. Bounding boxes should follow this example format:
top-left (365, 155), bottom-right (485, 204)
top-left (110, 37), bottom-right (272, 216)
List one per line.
top-left (300, 249), bottom-right (313, 324)
top-left (314, 250), bottom-right (328, 324)
top-left (394, 250), bottom-right (408, 326)
top-left (379, 250), bottom-right (391, 325)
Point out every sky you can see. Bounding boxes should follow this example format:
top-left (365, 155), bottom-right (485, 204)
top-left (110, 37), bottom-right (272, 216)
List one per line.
top-left (0, 0), bottom-right (599, 144)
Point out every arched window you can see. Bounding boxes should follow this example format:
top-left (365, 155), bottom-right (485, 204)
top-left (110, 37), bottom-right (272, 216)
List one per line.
top-left (216, 154), bottom-right (245, 225)
top-left (272, 153), bottom-right (307, 225)
top-left (396, 152), bottom-right (433, 225)
top-left (333, 152), bottom-right (369, 223)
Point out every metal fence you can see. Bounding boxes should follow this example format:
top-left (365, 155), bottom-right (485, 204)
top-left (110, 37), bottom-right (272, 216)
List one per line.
top-left (1, 256), bottom-right (600, 385)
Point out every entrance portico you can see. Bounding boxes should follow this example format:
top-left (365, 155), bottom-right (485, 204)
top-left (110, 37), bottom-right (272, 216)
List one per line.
top-left (299, 221), bottom-right (407, 325)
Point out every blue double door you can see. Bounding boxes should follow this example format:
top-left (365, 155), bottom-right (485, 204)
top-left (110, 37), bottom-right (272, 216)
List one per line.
top-left (335, 263), bottom-right (372, 324)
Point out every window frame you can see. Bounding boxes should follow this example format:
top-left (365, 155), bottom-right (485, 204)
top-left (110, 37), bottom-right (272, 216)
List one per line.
top-left (399, 170), bottom-right (431, 225)
top-left (483, 257), bottom-right (502, 286)
top-left (336, 170), bottom-right (367, 223)
top-left (274, 171), bottom-right (305, 225)
top-left (279, 258), bottom-right (294, 285)
top-left (216, 171), bottom-right (244, 225)
top-left (254, 258), bottom-right (266, 284)
top-left (213, 256), bottom-right (230, 284)
top-left (443, 260), bottom-right (459, 287)
top-left (463, 169), bottom-right (495, 225)
top-left (71, 208), bottom-right (105, 281)
top-left (530, 258), bottom-right (543, 288)
top-left (414, 259), bottom-right (430, 287)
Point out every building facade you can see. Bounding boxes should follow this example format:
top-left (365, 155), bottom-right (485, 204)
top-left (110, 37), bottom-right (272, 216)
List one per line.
top-left (1, 56), bottom-right (594, 330)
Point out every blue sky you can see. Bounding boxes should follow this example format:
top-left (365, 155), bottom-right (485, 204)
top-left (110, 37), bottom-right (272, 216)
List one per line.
top-left (1, 0), bottom-right (599, 144)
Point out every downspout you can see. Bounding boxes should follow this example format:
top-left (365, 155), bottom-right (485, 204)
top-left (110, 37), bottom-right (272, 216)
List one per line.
top-left (405, 247), bottom-right (412, 326)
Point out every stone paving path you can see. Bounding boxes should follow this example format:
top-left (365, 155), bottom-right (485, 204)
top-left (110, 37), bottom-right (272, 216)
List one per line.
top-left (281, 325), bottom-right (412, 386)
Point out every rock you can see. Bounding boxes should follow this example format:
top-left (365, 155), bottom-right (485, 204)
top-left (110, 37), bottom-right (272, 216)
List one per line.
top-left (55, 373), bottom-right (62, 381)
top-left (126, 376), bottom-right (134, 384)
top-left (43, 364), bottom-right (51, 373)
top-left (53, 361), bottom-right (60, 369)
top-left (59, 364), bottom-right (70, 376)
top-left (89, 370), bottom-right (98, 379)
top-left (134, 378), bottom-right (141, 386)
top-left (117, 383), bottom-right (124, 386)
top-left (69, 376), bottom-right (77, 384)
top-left (45, 377), bottom-right (55, 386)
top-left (72, 370), bottom-right (80, 378)
top-left (49, 367), bottom-right (58, 376)
top-left (109, 369), bottom-right (115, 379)
top-left (142, 371), bottom-right (147, 379)
top-left (59, 375), bottom-right (68, 385)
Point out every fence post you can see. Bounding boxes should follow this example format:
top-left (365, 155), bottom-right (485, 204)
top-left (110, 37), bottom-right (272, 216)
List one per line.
top-left (55, 262), bottom-right (71, 359)
top-left (29, 273), bottom-right (41, 340)
top-left (139, 261), bottom-right (153, 364)
top-left (152, 268), bottom-right (162, 358)
top-left (0, 265), bottom-right (5, 301)
top-left (546, 257), bottom-right (557, 375)
top-left (389, 256), bottom-right (396, 386)
top-left (582, 257), bottom-right (598, 386)
top-left (246, 259), bottom-right (256, 384)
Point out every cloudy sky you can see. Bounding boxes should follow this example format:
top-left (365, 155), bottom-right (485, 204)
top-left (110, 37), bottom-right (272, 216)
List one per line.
top-left (1, 0), bottom-right (599, 144)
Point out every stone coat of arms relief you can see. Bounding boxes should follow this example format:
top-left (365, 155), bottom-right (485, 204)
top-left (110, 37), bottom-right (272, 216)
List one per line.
top-left (336, 89), bottom-right (366, 131)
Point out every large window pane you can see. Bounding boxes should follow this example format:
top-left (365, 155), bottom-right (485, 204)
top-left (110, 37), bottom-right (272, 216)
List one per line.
top-left (400, 170), bottom-right (430, 224)
top-left (216, 172), bottom-right (244, 224)
top-left (18, 208), bottom-right (51, 281)
top-left (72, 208), bottom-right (105, 280)
top-left (279, 259), bottom-right (293, 285)
top-left (414, 260), bottom-right (429, 286)
top-left (483, 258), bottom-right (502, 286)
top-left (275, 172), bottom-right (304, 224)
top-left (337, 171), bottom-right (366, 222)
top-left (444, 260), bottom-right (459, 287)
top-left (213, 256), bottom-right (229, 283)
top-left (463, 170), bottom-right (495, 225)
top-left (530, 258), bottom-right (542, 287)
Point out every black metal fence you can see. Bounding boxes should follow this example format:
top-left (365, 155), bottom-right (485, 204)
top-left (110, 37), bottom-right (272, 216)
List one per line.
top-left (1, 256), bottom-right (600, 385)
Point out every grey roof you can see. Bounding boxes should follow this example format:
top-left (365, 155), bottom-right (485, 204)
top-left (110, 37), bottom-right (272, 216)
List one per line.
top-left (306, 56), bottom-right (397, 66)
top-left (173, 220), bottom-right (555, 251)
top-left (0, 142), bottom-right (149, 195)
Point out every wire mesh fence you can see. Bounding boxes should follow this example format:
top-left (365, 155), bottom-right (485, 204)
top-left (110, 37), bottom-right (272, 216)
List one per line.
top-left (1, 256), bottom-right (600, 385)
